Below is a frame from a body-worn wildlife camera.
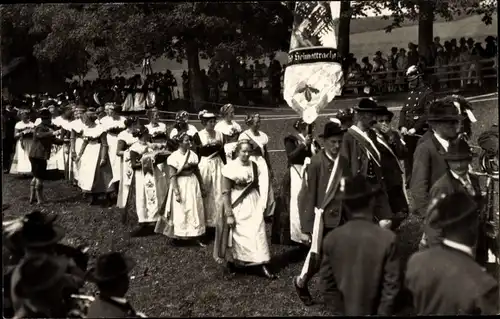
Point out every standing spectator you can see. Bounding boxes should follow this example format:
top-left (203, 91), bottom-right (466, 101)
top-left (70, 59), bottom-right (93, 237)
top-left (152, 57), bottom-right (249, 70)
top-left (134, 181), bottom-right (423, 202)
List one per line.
top-left (484, 36), bottom-right (497, 58)
top-left (361, 57), bottom-right (373, 95)
top-left (181, 71), bottom-right (189, 100)
top-left (268, 53), bottom-right (282, 106)
top-left (469, 43), bottom-right (484, 87)
top-left (431, 37), bottom-right (444, 65)
top-left (372, 52), bottom-right (387, 93)
top-left (396, 49), bottom-right (408, 91)
top-left (2, 103), bottom-right (18, 173)
top-left (458, 46), bottom-right (472, 88)
top-left (435, 48), bottom-right (448, 90)
top-left (208, 65), bottom-right (220, 102)
top-left (407, 43), bottom-right (419, 67)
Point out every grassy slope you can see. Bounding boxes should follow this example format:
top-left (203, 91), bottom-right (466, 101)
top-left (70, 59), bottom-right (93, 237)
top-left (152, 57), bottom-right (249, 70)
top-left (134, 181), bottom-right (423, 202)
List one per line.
top-left (3, 97), bottom-right (497, 316)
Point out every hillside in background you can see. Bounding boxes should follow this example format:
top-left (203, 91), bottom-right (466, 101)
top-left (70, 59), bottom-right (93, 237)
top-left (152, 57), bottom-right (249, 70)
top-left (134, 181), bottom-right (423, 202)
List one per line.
top-left (82, 13), bottom-right (497, 82)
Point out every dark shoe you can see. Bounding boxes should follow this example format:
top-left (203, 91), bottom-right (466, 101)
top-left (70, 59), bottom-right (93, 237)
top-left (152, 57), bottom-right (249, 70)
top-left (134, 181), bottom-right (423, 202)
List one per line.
top-left (293, 276), bottom-right (313, 306)
top-left (130, 224), bottom-right (154, 237)
top-left (260, 265), bottom-right (277, 280)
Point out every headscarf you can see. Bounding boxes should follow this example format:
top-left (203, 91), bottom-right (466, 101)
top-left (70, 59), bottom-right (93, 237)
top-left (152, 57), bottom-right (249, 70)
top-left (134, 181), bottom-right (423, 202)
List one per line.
top-left (220, 104), bottom-right (234, 117)
top-left (245, 113), bottom-right (261, 126)
top-left (175, 110), bottom-right (189, 123)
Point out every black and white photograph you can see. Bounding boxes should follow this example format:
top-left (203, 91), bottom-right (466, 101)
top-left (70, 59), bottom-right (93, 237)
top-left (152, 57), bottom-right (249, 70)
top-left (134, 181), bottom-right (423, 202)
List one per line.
top-left (1, 1), bottom-right (499, 317)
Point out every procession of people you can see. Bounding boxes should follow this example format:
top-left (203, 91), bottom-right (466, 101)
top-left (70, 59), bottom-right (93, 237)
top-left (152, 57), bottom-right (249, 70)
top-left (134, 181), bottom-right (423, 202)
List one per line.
top-left (2, 63), bottom-right (500, 317)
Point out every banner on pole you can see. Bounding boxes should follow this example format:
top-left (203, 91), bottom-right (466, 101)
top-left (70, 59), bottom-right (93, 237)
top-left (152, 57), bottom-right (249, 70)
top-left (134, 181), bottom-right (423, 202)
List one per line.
top-left (283, 1), bottom-right (344, 124)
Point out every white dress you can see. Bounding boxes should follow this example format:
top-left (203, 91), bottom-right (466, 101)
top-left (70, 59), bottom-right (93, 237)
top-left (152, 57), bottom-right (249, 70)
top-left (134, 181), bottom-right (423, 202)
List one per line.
top-left (195, 129), bottom-right (224, 227)
top-left (78, 124), bottom-right (112, 193)
top-left (100, 115), bottom-right (126, 187)
top-left (9, 121), bottom-right (34, 175)
top-left (239, 129), bottom-right (276, 218)
top-left (116, 130), bottom-right (138, 209)
top-left (71, 119), bottom-right (86, 183)
top-left (223, 159), bottom-right (270, 264)
top-left (169, 124), bottom-right (198, 139)
top-left (155, 149), bottom-right (205, 238)
top-left (41, 116), bottom-right (65, 171)
top-left (214, 120), bottom-right (242, 161)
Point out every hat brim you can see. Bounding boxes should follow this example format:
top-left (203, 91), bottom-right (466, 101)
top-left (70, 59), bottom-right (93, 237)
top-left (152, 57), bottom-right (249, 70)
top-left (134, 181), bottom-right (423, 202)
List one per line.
top-left (15, 257), bottom-right (68, 298)
top-left (444, 154), bottom-right (473, 161)
top-left (319, 129), bottom-right (347, 138)
top-left (22, 224), bottom-right (65, 248)
top-left (427, 114), bottom-right (465, 121)
top-left (354, 107), bottom-right (380, 112)
top-left (86, 256), bottom-right (136, 283)
top-left (429, 204), bottom-right (477, 229)
top-left (338, 184), bottom-right (382, 201)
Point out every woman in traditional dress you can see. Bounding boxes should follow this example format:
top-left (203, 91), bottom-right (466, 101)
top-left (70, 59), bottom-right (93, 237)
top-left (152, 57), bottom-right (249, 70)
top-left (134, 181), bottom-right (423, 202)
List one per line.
top-left (272, 119), bottom-right (321, 246)
top-left (193, 110), bottom-right (226, 257)
top-left (169, 110), bottom-right (198, 140)
top-left (9, 110), bottom-right (35, 175)
top-left (214, 104), bottom-right (242, 162)
top-left (217, 139), bottom-right (277, 279)
top-left (115, 117), bottom-right (139, 209)
top-left (128, 125), bottom-right (170, 237)
top-left (121, 78), bottom-right (135, 112)
top-left (58, 106), bottom-right (75, 182)
top-left (99, 102), bottom-right (126, 198)
top-left (133, 75), bottom-right (146, 111)
top-left (75, 109), bottom-right (113, 206)
top-left (155, 132), bottom-right (206, 247)
top-left (28, 109), bottom-right (63, 204)
top-left (42, 104), bottom-right (66, 173)
top-left (145, 107), bottom-right (169, 150)
top-left (70, 105), bottom-right (87, 186)
top-left (238, 114), bottom-right (276, 220)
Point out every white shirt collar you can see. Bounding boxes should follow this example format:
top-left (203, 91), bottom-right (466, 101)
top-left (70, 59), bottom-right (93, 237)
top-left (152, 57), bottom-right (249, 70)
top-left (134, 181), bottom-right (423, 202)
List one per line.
top-left (450, 170), bottom-right (472, 184)
top-left (433, 131), bottom-right (449, 151)
top-left (110, 296), bottom-right (128, 304)
top-left (442, 239), bottom-right (474, 257)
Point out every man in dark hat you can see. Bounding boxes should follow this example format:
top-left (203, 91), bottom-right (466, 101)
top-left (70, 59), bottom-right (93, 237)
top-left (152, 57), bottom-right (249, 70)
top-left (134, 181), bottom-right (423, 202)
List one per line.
top-left (12, 254), bottom-right (78, 318)
top-left (320, 175), bottom-right (400, 316)
top-left (398, 65), bottom-right (436, 184)
top-left (405, 192), bottom-right (498, 315)
top-left (374, 105), bottom-right (409, 229)
top-left (424, 139), bottom-right (485, 260)
top-left (340, 98), bottom-right (393, 228)
top-left (86, 252), bottom-right (145, 318)
top-left (294, 120), bottom-right (350, 306)
top-left (410, 99), bottom-right (463, 219)
top-left (3, 102), bottom-right (19, 173)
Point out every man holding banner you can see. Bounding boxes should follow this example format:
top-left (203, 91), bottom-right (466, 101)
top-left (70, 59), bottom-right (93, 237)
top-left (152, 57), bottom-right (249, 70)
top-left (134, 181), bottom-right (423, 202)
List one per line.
top-left (283, 1), bottom-right (345, 307)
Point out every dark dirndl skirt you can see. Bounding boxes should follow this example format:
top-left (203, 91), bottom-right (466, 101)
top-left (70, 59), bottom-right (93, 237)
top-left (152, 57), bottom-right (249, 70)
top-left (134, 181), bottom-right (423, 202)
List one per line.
top-left (29, 157), bottom-right (47, 179)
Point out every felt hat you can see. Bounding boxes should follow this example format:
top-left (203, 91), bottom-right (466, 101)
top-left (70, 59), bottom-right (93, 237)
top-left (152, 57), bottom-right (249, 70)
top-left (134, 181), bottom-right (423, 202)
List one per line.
top-left (318, 121), bottom-right (346, 139)
top-left (426, 100), bottom-right (465, 122)
top-left (14, 254), bottom-right (68, 298)
top-left (375, 105), bottom-right (394, 120)
top-left (444, 138), bottom-right (473, 161)
top-left (337, 174), bottom-right (381, 201)
top-left (354, 98), bottom-right (380, 112)
top-left (19, 211), bottom-right (65, 248)
top-left (428, 192), bottom-right (478, 230)
top-left (87, 252), bottom-right (135, 283)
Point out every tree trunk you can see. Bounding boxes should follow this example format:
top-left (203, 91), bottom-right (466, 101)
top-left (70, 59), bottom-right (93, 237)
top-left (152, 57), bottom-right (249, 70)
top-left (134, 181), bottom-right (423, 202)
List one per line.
top-left (418, 0), bottom-right (434, 65)
top-left (185, 40), bottom-right (204, 111)
top-left (337, 0), bottom-right (351, 58)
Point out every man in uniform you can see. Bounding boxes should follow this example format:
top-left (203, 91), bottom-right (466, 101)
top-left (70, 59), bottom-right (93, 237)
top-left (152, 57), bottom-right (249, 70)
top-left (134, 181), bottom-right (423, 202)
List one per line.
top-left (405, 192), bottom-right (498, 315)
top-left (294, 121), bottom-right (349, 306)
top-left (398, 65), bottom-right (436, 185)
top-left (320, 175), bottom-right (400, 315)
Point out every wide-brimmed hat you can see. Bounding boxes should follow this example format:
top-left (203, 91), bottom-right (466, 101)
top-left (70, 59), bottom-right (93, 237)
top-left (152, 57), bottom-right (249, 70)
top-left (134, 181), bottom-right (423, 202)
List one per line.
top-left (338, 174), bottom-right (381, 201)
top-left (428, 192), bottom-right (478, 230)
top-left (444, 138), bottom-right (473, 161)
top-left (318, 121), bottom-right (346, 139)
top-left (19, 211), bottom-right (65, 248)
top-left (87, 252), bottom-right (135, 283)
top-left (426, 100), bottom-right (465, 122)
top-left (354, 98), bottom-right (380, 112)
top-left (375, 105), bottom-right (394, 120)
top-left (14, 254), bottom-right (68, 298)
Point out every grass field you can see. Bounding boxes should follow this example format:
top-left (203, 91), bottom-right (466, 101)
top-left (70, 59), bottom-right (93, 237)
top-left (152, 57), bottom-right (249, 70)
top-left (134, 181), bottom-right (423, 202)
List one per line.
top-left (2, 95), bottom-right (498, 316)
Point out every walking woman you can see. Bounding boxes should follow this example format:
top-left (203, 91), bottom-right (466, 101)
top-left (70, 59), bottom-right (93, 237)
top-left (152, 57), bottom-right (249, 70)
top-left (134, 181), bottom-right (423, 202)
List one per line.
top-left (28, 109), bottom-right (63, 204)
top-left (58, 106), bottom-right (74, 182)
top-left (75, 109), bottom-right (113, 206)
top-left (115, 117), bottom-right (139, 209)
top-left (216, 139), bottom-right (277, 279)
top-left (169, 110), bottom-right (198, 139)
top-left (155, 132), bottom-right (207, 246)
top-left (9, 110), bottom-right (35, 175)
top-left (238, 113), bottom-right (276, 220)
top-left (70, 105), bottom-right (87, 186)
top-left (214, 103), bottom-right (242, 162)
top-left (99, 102), bottom-right (126, 196)
top-left (272, 119), bottom-right (320, 245)
top-left (128, 125), bottom-right (170, 237)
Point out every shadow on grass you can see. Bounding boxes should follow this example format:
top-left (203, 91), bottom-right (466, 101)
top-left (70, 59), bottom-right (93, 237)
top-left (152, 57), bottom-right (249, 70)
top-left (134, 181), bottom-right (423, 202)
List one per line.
top-left (271, 245), bottom-right (309, 272)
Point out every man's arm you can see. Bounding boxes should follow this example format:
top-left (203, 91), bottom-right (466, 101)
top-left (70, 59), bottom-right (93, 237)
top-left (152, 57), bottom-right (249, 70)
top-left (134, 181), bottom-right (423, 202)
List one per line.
top-left (377, 238), bottom-right (401, 316)
top-left (410, 144), bottom-right (431, 218)
top-left (477, 284), bottom-right (499, 315)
